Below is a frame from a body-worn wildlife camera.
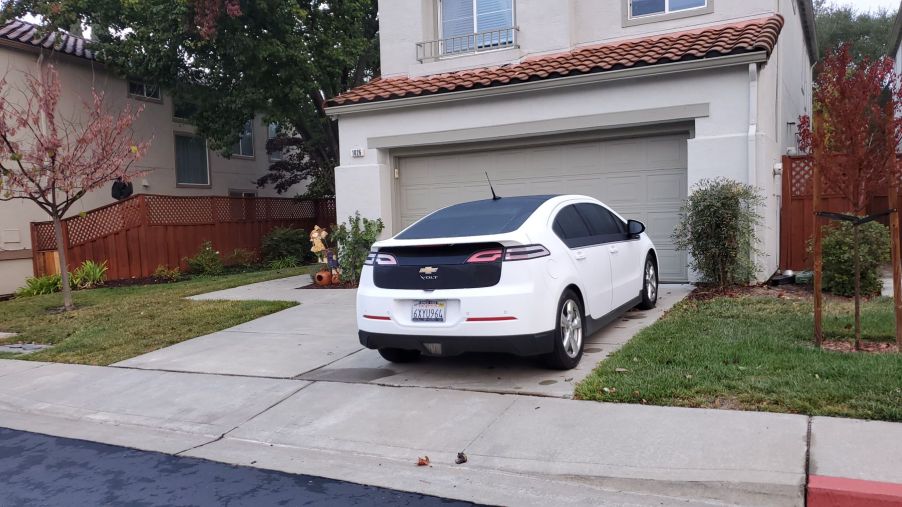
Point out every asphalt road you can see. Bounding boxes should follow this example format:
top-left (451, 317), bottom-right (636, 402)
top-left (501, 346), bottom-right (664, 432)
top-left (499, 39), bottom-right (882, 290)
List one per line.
top-left (0, 427), bottom-right (480, 506)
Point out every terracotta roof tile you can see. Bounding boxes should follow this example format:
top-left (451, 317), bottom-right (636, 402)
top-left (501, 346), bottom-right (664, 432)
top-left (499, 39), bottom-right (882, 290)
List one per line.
top-left (0, 19), bottom-right (96, 60)
top-left (328, 15), bottom-right (784, 107)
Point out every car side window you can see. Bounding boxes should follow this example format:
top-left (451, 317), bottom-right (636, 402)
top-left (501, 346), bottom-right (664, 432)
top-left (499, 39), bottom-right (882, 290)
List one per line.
top-left (552, 205), bottom-right (592, 248)
top-left (576, 203), bottom-right (627, 241)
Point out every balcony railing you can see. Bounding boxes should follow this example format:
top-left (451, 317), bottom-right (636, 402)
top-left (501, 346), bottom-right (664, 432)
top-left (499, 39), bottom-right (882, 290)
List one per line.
top-left (416, 27), bottom-right (518, 63)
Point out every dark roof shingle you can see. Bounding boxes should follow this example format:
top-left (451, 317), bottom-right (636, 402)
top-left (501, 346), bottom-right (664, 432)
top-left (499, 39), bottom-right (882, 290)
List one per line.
top-left (0, 19), bottom-right (96, 60)
top-left (328, 15), bottom-right (784, 107)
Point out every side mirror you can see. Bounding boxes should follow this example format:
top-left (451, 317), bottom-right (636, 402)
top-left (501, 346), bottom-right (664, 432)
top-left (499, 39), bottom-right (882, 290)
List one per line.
top-left (627, 219), bottom-right (645, 236)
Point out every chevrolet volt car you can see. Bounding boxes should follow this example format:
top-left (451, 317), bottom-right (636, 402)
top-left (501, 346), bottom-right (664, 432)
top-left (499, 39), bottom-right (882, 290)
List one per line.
top-left (356, 195), bottom-right (658, 369)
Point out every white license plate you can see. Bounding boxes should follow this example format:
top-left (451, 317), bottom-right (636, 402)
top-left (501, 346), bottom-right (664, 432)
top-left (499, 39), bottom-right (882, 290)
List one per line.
top-left (411, 300), bottom-right (446, 322)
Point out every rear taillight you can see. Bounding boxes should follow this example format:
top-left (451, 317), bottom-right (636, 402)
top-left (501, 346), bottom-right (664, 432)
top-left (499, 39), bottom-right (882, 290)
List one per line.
top-left (466, 249), bottom-right (503, 263)
top-left (365, 252), bottom-right (397, 265)
top-left (504, 244), bottom-right (550, 261)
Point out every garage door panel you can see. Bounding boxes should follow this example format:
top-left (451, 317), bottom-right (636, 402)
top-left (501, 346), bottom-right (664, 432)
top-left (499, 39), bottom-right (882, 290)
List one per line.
top-left (398, 134), bottom-right (689, 281)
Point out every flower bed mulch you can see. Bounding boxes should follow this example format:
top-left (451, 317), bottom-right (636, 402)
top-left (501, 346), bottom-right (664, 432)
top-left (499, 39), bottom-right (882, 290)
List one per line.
top-left (821, 340), bottom-right (898, 354)
top-left (298, 282), bottom-right (357, 290)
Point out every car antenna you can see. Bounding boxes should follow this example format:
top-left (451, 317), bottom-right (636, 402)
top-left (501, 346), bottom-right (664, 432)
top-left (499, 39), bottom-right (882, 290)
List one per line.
top-left (485, 171), bottom-right (501, 200)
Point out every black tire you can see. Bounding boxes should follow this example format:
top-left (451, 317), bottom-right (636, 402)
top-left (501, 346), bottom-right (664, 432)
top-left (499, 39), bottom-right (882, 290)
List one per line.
top-left (378, 348), bottom-right (421, 363)
top-left (637, 254), bottom-right (658, 310)
top-left (545, 289), bottom-right (585, 370)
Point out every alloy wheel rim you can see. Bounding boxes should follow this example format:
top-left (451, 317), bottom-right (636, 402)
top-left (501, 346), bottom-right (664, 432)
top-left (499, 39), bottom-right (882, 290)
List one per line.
top-left (646, 262), bottom-right (657, 301)
top-left (560, 299), bottom-right (583, 359)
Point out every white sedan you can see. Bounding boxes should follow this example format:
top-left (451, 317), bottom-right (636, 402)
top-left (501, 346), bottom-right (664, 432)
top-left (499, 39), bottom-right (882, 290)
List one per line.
top-left (356, 194), bottom-right (658, 369)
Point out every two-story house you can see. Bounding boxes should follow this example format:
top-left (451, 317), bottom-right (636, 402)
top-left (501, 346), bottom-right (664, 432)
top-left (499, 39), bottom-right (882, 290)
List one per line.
top-left (326, 0), bottom-right (816, 282)
top-left (0, 20), bottom-right (296, 295)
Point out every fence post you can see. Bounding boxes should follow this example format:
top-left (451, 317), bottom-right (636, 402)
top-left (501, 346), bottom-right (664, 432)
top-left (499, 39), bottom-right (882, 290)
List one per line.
top-left (889, 184), bottom-right (902, 350)
top-left (29, 222), bottom-right (40, 277)
top-left (813, 157), bottom-right (823, 347)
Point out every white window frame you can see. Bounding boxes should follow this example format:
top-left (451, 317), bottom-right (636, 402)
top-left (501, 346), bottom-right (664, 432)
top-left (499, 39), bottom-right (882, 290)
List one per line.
top-left (127, 80), bottom-right (161, 101)
top-left (267, 122), bottom-right (283, 162)
top-left (174, 133), bottom-right (211, 187)
top-left (623, 0), bottom-right (712, 26)
top-left (232, 120), bottom-right (255, 158)
top-left (437, 0), bottom-right (516, 44)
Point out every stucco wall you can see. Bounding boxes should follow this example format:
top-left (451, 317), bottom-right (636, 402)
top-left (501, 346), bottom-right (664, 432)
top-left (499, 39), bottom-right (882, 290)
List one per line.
top-left (0, 45), bottom-right (301, 294)
top-left (335, 66), bottom-right (752, 239)
top-left (380, 0), bottom-right (802, 78)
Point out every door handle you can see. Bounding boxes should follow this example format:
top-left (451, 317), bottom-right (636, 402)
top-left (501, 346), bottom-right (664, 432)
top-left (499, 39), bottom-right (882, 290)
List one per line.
top-left (609, 246), bottom-right (619, 254)
top-left (574, 251), bottom-right (586, 260)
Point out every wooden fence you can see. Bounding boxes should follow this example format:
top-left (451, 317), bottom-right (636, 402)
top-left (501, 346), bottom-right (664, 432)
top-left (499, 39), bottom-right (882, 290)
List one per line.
top-left (31, 194), bottom-right (336, 281)
top-left (779, 155), bottom-right (896, 270)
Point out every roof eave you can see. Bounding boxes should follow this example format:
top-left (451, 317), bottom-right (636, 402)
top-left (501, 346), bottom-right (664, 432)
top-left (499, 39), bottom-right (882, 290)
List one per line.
top-left (891, 0), bottom-right (902, 55)
top-left (796, 0), bottom-right (819, 63)
top-left (325, 50), bottom-right (770, 117)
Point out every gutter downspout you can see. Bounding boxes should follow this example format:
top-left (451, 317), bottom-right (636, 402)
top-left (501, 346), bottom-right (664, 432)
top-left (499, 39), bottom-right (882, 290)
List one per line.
top-left (747, 62), bottom-right (758, 188)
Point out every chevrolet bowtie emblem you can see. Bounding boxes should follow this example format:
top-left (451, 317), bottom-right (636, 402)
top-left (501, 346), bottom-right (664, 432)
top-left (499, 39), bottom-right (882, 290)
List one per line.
top-left (419, 266), bottom-right (439, 275)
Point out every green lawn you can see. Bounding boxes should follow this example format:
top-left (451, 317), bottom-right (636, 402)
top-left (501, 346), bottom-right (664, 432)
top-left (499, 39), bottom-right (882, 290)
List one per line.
top-left (0, 267), bottom-right (312, 365)
top-left (575, 295), bottom-right (902, 421)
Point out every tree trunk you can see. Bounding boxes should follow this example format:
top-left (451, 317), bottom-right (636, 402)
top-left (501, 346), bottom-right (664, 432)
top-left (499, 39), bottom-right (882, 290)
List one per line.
top-left (51, 215), bottom-right (74, 311)
top-left (853, 224), bottom-right (862, 351)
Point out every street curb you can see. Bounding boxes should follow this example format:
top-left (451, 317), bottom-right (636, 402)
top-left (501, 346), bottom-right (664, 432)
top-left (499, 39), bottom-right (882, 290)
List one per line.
top-left (808, 475), bottom-right (902, 506)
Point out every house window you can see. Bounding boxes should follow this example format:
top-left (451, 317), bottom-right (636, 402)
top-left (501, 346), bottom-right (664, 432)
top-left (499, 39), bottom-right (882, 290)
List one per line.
top-left (232, 120), bottom-right (254, 157)
top-left (267, 122), bottom-right (283, 161)
top-left (229, 189), bottom-right (257, 198)
top-left (440, 0), bottom-right (514, 54)
top-left (174, 134), bottom-right (209, 186)
top-left (629, 0), bottom-right (706, 18)
top-left (173, 98), bottom-right (199, 122)
top-left (128, 80), bottom-right (161, 101)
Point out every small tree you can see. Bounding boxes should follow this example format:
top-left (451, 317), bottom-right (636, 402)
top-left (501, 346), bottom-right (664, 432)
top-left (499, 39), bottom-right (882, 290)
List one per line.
top-left (0, 64), bottom-right (148, 310)
top-left (672, 178), bottom-right (763, 288)
top-left (798, 44), bottom-right (902, 350)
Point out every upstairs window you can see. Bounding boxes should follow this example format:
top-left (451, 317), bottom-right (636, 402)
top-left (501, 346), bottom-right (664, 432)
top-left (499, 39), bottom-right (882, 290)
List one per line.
top-left (231, 120), bottom-right (254, 157)
top-left (128, 80), bottom-right (161, 101)
top-left (629, 0), bottom-right (706, 18)
top-left (440, 0), bottom-right (514, 54)
top-left (175, 134), bottom-right (209, 186)
top-left (267, 122), bottom-right (283, 161)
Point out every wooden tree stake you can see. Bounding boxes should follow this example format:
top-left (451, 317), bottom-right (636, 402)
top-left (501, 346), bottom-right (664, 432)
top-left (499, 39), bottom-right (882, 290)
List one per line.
top-left (813, 159), bottom-right (823, 347)
top-left (890, 184), bottom-right (902, 351)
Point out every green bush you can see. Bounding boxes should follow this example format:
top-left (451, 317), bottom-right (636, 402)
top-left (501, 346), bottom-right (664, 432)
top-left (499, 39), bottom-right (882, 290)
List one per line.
top-left (818, 221), bottom-right (890, 297)
top-left (152, 264), bottom-right (181, 283)
top-left (261, 227), bottom-right (311, 263)
top-left (267, 256), bottom-right (299, 270)
top-left (184, 241), bottom-right (224, 275)
top-left (331, 212), bottom-right (384, 285)
top-left (672, 178), bottom-right (763, 287)
top-left (16, 274), bottom-right (62, 297)
top-left (227, 248), bottom-right (258, 268)
top-left (71, 260), bottom-right (108, 289)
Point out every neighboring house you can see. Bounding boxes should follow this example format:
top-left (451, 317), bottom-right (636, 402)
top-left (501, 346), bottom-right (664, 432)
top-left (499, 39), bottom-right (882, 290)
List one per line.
top-left (326, 0), bottom-right (816, 282)
top-left (0, 20), bottom-right (295, 295)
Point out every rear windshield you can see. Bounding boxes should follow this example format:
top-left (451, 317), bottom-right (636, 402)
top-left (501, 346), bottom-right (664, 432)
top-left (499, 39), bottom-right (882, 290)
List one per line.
top-left (396, 195), bottom-right (556, 240)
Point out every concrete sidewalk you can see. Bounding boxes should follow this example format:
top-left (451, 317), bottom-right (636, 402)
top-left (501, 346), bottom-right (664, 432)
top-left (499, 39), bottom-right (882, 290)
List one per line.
top-left (0, 358), bottom-right (809, 506)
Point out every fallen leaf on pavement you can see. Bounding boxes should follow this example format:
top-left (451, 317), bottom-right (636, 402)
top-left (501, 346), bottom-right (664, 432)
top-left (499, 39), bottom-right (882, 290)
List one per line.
top-left (417, 456), bottom-right (430, 467)
top-left (456, 452), bottom-right (468, 465)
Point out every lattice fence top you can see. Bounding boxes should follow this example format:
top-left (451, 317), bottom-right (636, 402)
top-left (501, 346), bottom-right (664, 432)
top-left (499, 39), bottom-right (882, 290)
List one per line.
top-left (788, 155), bottom-right (902, 198)
top-left (33, 222), bottom-right (56, 250)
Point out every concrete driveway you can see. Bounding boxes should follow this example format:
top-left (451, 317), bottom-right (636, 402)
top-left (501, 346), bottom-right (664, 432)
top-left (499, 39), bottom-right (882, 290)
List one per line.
top-left (116, 275), bottom-right (691, 397)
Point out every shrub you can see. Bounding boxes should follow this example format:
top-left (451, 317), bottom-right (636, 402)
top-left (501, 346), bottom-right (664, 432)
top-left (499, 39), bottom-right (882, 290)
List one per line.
top-left (184, 241), bottom-right (224, 275)
top-left (71, 260), bottom-right (108, 289)
top-left (267, 256), bottom-right (299, 270)
top-left (817, 221), bottom-right (890, 297)
top-left (261, 227), bottom-right (311, 263)
top-left (152, 264), bottom-right (181, 283)
top-left (227, 248), bottom-right (258, 268)
top-left (672, 178), bottom-right (763, 287)
top-left (331, 212), bottom-right (384, 285)
top-left (16, 274), bottom-right (62, 297)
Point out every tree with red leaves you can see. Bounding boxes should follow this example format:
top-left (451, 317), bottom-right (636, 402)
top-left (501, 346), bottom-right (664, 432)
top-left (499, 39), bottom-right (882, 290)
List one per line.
top-left (798, 43), bottom-right (902, 350)
top-left (0, 64), bottom-right (149, 310)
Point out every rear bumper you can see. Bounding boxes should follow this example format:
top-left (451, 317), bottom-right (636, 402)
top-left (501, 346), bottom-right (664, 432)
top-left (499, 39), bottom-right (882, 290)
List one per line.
top-left (358, 329), bottom-right (555, 357)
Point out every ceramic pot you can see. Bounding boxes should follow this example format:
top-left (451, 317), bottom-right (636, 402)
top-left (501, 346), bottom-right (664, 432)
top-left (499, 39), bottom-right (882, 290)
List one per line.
top-left (315, 270), bottom-right (332, 286)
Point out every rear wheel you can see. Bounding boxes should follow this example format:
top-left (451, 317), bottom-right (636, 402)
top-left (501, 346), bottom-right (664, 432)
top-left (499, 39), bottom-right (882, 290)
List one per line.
top-left (545, 290), bottom-right (585, 370)
top-left (638, 255), bottom-right (658, 310)
top-left (378, 348), bottom-right (421, 363)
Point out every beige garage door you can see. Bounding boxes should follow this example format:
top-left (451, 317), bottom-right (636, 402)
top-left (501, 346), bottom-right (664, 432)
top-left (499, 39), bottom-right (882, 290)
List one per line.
top-left (397, 134), bottom-right (689, 282)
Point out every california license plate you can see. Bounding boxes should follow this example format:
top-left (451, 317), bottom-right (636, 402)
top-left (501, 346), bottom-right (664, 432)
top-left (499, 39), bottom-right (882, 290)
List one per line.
top-left (411, 300), bottom-right (446, 322)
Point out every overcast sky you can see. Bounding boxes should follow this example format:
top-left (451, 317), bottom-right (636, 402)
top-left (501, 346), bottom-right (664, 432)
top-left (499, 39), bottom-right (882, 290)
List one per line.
top-left (827, 0), bottom-right (899, 13)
